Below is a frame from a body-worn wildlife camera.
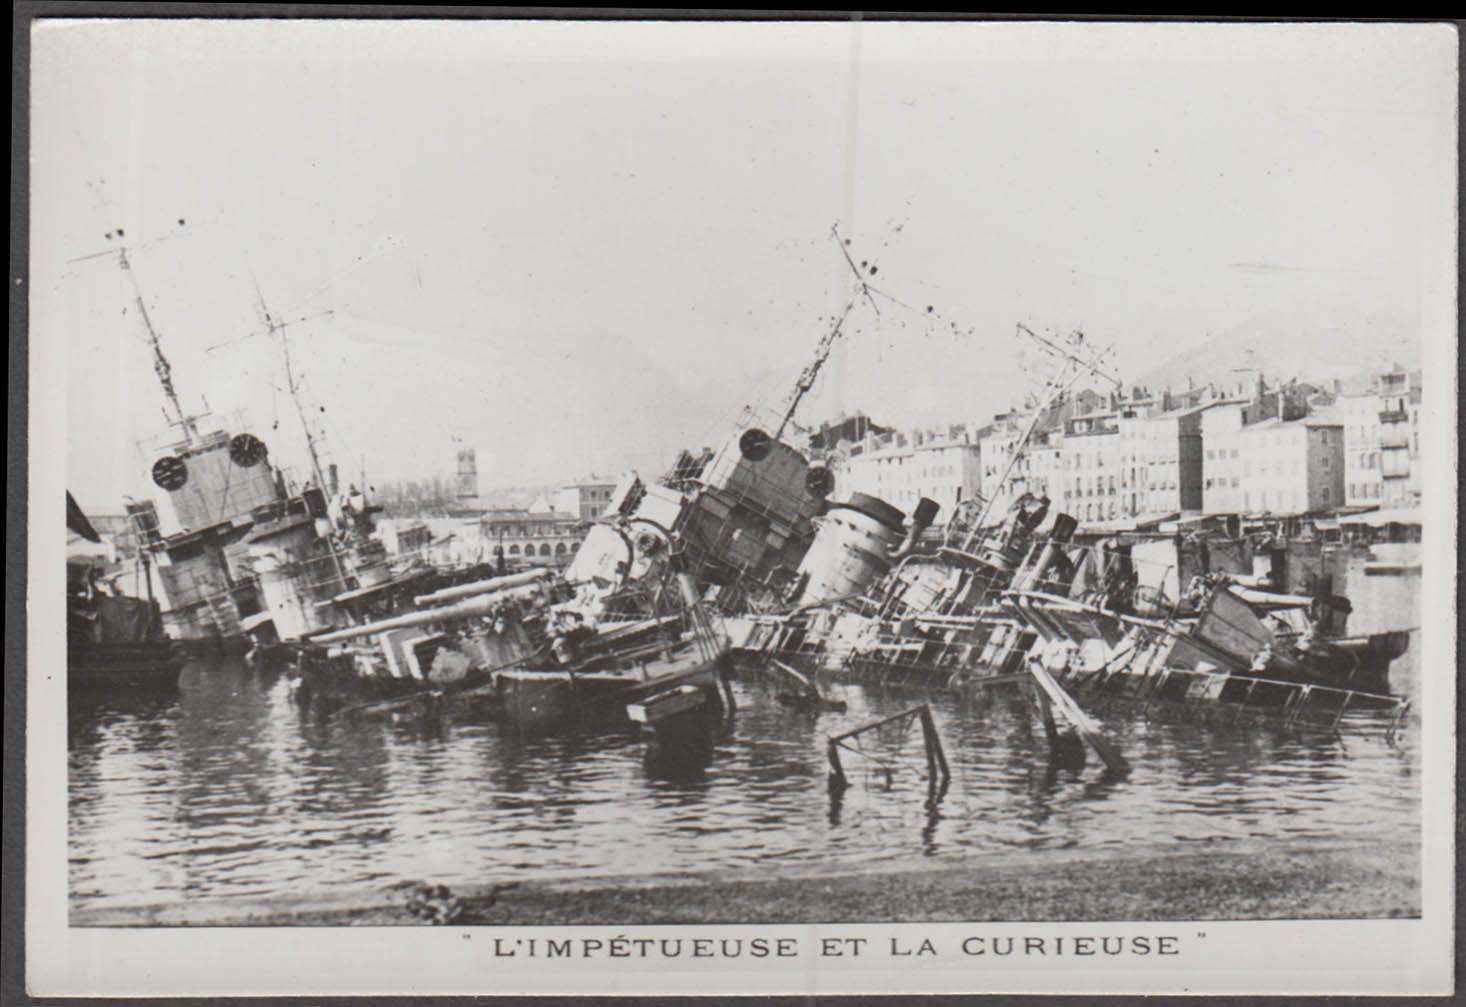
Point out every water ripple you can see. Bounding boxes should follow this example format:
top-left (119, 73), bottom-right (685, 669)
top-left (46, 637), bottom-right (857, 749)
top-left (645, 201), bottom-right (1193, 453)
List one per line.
top-left (69, 643), bottom-right (1421, 910)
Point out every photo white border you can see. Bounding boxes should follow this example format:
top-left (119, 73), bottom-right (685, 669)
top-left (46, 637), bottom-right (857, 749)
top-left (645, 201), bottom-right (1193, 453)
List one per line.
top-left (23, 15), bottom-right (1457, 997)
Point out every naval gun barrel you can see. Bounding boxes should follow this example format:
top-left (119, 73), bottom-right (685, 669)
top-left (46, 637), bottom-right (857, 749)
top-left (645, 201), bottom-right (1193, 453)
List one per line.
top-left (309, 580), bottom-right (548, 645)
top-left (412, 567), bottom-right (556, 608)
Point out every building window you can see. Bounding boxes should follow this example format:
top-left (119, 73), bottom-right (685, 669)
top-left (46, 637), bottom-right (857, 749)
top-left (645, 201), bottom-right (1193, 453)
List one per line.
top-left (539, 543), bottom-right (553, 557)
top-left (509, 544), bottom-right (520, 555)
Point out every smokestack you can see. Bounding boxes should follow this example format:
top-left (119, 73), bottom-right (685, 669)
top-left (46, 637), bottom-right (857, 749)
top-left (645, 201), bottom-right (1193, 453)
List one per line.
top-left (891, 497), bottom-right (941, 561)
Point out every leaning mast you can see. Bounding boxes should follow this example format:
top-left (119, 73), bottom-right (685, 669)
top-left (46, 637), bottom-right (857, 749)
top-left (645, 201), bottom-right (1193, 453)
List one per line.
top-left (773, 224), bottom-right (880, 441)
top-left (253, 288), bottom-right (335, 496)
top-left (71, 226), bottom-right (202, 445)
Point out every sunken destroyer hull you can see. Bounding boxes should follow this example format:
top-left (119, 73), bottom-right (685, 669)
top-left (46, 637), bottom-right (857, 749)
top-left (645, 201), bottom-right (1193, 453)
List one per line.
top-left (252, 275), bottom-right (1407, 738)
top-left (742, 495), bottom-right (1410, 735)
top-left (280, 420), bottom-right (835, 727)
top-left (278, 402), bottom-right (1407, 739)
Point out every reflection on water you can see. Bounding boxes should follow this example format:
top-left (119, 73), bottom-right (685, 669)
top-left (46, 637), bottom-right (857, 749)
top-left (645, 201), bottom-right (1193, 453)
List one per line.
top-left (69, 548), bottom-right (1421, 913)
top-left (69, 658), bottom-right (1420, 913)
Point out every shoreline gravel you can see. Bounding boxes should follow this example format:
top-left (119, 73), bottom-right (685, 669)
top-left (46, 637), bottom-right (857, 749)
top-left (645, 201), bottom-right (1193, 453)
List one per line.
top-left (71, 836), bottom-right (1419, 927)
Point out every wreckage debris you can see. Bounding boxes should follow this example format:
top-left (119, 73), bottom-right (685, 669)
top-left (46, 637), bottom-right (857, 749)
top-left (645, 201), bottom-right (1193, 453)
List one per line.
top-left (769, 658), bottom-right (846, 712)
top-left (826, 704), bottom-right (950, 795)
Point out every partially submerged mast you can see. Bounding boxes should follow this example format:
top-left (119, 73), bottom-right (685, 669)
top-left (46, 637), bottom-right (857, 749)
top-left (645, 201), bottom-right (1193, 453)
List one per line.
top-left (251, 287), bottom-right (350, 588)
top-left (70, 225), bottom-right (202, 445)
top-left (252, 286), bottom-right (336, 496)
top-left (772, 224), bottom-right (880, 442)
top-left (774, 299), bottom-right (855, 441)
top-left (960, 325), bottom-right (1119, 550)
top-left (121, 246), bottom-right (201, 445)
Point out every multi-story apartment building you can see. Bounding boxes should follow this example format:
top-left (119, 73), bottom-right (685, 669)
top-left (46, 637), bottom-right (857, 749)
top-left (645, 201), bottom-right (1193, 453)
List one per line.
top-left (1237, 416), bottom-right (1344, 515)
top-left (974, 388), bottom-right (1109, 517)
top-left (833, 426), bottom-right (983, 520)
top-left (975, 414), bottom-right (1027, 515)
top-left (1376, 369), bottom-right (1422, 507)
top-left (476, 509), bottom-right (585, 568)
top-left (837, 366), bottom-right (1412, 529)
top-left (1337, 387), bottom-right (1384, 508)
top-left (1058, 412), bottom-right (1121, 523)
top-left (1124, 404), bottom-right (1203, 516)
top-left (552, 481), bottom-right (618, 521)
top-left (1332, 368), bottom-right (1422, 510)
top-left (1199, 400), bottom-right (1250, 514)
top-left (1115, 398), bottom-right (1156, 520)
top-left (1025, 427), bottom-right (1065, 506)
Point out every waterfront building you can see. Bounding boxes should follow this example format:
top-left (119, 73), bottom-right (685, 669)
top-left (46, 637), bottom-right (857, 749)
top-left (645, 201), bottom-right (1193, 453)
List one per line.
top-left (1237, 415), bottom-right (1344, 515)
top-left (1377, 369), bottom-right (1422, 507)
top-left (552, 480), bottom-right (618, 521)
top-left (375, 516), bottom-right (461, 564)
top-left (824, 365), bottom-right (1408, 530)
top-left (477, 509), bottom-right (584, 568)
top-left (807, 413), bottom-right (891, 456)
top-left (1199, 400), bottom-right (1251, 514)
top-left (1026, 427), bottom-right (1065, 507)
top-left (1058, 412), bottom-right (1121, 523)
top-left (1337, 385), bottom-right (1384, 508)
top-left (833, 425), bottom-right (983, 520)
top-left (1331, 368), bottom-right (1422, 510)
top-left (975, 389), bottom-right (1107, 516)
top-left (1113, 395), bottom-right (1159, 520)
top-left (976, 414), bottom-right (1028, 516)
top-left (1128, 404), bottom-right (1203, 517)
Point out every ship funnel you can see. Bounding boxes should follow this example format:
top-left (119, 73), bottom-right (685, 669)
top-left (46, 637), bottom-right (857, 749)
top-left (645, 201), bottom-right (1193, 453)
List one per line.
top-left (791, 493), bottom-right (906, 606)
top-left (891, 496), bottom-right (940, 560)
top-left (1012, 512), bottom-right (1080, 593)
top-left (1049, 512), bottom-right (1079, 544)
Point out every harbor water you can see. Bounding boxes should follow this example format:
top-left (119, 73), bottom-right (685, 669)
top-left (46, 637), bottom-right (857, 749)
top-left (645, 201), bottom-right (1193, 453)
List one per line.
top-left (68, 554), bottom-right (1422, 917)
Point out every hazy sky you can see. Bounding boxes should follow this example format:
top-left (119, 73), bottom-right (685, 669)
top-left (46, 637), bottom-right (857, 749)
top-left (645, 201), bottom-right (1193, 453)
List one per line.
top-left (31, 19), bottom-right (1456, 515)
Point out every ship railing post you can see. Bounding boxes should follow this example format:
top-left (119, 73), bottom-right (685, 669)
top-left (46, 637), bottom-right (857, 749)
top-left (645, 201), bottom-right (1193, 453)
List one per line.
top-left (917, 704), bottom-right (950, 785)
top-left (1386, 699), bottom-right (1410, 748)
top-left (1231, 678), bottom-right (1260, 726)
top-left (1284, 684), bottom-right (1313, 731)
top-left (827, 738), bottom-right (848, 792)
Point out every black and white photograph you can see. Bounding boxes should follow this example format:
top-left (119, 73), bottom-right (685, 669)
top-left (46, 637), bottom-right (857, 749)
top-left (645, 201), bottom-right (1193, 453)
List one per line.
top-left (23, 13), bottom-right (1456, 997)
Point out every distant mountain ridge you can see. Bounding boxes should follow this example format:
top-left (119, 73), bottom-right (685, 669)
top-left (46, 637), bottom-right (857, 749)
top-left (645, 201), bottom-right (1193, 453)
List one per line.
top-left (1135, 302), bottom-right (1422, 394)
